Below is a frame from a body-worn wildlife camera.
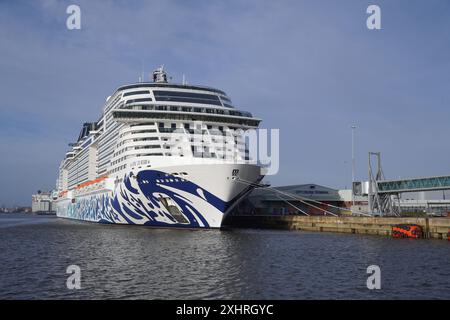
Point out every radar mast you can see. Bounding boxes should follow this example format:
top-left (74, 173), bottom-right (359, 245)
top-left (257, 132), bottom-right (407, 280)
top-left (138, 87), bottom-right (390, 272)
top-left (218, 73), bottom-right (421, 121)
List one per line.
top-left (152, 65), bottom-right (168, 83)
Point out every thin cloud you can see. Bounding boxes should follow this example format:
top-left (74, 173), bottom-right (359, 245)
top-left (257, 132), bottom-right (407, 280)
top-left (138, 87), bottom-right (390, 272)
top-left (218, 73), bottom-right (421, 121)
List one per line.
top-left (1, 0), bottom-right (450, 205)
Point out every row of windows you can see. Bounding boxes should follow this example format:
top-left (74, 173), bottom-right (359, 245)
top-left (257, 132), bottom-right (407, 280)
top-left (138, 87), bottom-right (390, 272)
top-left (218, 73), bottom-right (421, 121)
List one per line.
top-left (158, 122), bottom-right (236, 131)
top-left (113, 111), bottom-right (259, 127)
top-left (110, 164), bottom-right (127, 174)
top-left (67, 155), bottom-right (89, 172)
top-left (68, 142), bottom-right (91, 161)
top-left (98, 130), bottom-right (120, 153)
top-left (157, 122), bottom-right (247, 137)
top-left (98, 123), bottom-right (121, 147)
top-left (113, 144), bottom-right (162, 161)
top-left (116, 137), bottom-right (159, 150)
top-left (135, 153), bottom-right (164, 157)
top-left (117, 128), bottom-right (156, 139)
top-left (132, 137), bottom-right (159, 142)
top-left (111, 156), bottom-right (128, 166)
top-left (113, 146), bottom-right (127, 157)
top-left (97, 150), bottom-right (114, 165)
top-left (66, 168), bottom-right (84, 179)
top-left (159, 127), bottom-right (178, 133)
top-left (189, 145), bottom-right (241, 159)
top-left (68, 172), bottom-right (89, 186)
top-left (135, 145), bottom-right (161, 150)
top-left (67, 161), bottom-right (90, 177)
top-left (153, 90), bottom-right (223, 106)
top-left (68, 170), bottom-right (88, 182)
top-left (123, 90), bottom-right (151, 97)
top-left (117, 84), bottom-right (227, 96)
top-left (126, 98), bottom-right (153, 104)
top-left (130, 123), bottom-right (155, 127)
top-left (119, 110), bottom-right (260, 127)
top-left (68, 159), bottom-right (90, 172)
top-left (131, 129), bottom-right (157, 135)
top-left (155, 178), bottom-right (186, 183)
top-left (121, 104), bottom-right (251, 117)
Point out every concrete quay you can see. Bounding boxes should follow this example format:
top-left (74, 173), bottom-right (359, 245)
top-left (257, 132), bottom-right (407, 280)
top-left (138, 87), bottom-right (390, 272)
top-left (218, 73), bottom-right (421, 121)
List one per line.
top-left (224, 215), bottom-right (450, 240)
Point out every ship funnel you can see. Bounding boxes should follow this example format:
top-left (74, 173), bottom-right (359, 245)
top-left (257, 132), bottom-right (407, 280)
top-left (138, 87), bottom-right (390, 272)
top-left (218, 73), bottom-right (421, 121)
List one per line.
top-left (152, 65), bottom-right (168, 83)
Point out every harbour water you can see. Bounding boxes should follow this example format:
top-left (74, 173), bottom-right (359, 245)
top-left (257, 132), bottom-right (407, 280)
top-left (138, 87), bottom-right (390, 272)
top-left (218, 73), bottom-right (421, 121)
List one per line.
top-left (0, 213), bottom-right (449, 299)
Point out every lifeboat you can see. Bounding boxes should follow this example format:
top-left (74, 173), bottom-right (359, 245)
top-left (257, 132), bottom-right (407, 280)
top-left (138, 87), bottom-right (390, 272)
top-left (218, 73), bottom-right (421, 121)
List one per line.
top-left (392, 224), bottom-right (423, 239)
top-left (75, 176), bottom-right (108, 190)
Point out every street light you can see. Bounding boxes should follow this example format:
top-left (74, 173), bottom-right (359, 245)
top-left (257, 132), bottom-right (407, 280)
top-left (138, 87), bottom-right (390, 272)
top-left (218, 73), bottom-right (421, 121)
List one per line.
top-left (351, 125), bottom-right (357, 206)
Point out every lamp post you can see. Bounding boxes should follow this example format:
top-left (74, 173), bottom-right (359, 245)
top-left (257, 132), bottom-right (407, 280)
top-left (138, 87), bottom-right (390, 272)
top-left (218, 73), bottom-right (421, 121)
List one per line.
top-left (351, 125), bottom-right (356, 206)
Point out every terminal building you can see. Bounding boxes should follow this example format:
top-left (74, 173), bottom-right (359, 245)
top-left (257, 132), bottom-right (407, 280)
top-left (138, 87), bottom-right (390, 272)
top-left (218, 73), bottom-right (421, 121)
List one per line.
top-left (233, 184), bottom-right (450, 217)
top-left (234, 184), bottom-right (359, 216)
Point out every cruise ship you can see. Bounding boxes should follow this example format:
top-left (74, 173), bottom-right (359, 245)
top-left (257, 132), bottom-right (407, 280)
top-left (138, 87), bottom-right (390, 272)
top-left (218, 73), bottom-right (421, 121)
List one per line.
top-left (54, 66), bottom-right (263, 228)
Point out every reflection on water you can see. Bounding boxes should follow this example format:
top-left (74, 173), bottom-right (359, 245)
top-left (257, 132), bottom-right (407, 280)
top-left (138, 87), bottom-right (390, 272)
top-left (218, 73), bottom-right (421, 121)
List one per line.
top-left (0, 213), bottom-right (449, 299)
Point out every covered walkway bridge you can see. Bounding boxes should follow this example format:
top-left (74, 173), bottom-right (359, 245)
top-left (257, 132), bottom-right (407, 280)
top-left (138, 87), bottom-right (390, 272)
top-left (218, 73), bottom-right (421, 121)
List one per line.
top-left (377, 175), bottom-right (450, 193)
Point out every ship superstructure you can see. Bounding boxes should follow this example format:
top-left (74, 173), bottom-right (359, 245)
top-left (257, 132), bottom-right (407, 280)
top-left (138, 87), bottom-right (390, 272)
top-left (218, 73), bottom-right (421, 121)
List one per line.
top-left (55, 66), bottom-right (263, 228)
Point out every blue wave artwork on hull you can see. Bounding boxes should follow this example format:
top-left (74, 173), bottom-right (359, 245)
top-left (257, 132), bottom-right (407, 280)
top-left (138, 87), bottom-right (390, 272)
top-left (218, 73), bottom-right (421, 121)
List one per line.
top-left (64, 170), bottom-right (233, 228)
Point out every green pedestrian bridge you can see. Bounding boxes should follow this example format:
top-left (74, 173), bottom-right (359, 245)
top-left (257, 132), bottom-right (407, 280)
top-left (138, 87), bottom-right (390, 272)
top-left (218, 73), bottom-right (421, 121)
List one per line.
top-left (377, 175), bottom-right (450, 193)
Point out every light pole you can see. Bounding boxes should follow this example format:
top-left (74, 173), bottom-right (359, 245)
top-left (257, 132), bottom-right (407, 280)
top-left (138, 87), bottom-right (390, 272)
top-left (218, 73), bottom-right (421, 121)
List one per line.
top-left (351, 125), bottom-right (356, 206)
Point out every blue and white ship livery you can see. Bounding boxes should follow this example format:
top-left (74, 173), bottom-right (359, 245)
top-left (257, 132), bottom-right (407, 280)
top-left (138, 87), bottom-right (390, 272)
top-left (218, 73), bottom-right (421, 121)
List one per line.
top-left (55, 66), bottom-right (262, 228)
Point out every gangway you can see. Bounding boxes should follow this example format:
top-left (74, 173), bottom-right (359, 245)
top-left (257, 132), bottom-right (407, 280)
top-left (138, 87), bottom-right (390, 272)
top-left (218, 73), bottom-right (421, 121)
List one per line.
top-left (356, 152), bottom-right (450, 216)
top-left (377, 175), bottom-right (450, 193)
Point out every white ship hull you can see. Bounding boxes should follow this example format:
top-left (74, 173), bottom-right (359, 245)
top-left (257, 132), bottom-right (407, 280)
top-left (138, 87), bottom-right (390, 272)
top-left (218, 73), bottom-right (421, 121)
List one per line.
top-left (56, 163), bottom-right (262, 229)
top-left (55, 67), bottom-right (263, 229)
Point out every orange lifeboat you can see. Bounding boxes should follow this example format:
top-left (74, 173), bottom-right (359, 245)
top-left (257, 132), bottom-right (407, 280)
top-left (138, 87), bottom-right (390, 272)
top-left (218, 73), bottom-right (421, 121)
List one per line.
top-left (392, 224), bottom-right (423, 239)
top-left (75, 176), bottom-right (108, 190)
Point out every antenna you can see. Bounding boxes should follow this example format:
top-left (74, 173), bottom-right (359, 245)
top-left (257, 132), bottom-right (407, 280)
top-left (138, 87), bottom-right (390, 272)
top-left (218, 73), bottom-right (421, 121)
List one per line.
top-left (182, 74), bottom-right (186, 85)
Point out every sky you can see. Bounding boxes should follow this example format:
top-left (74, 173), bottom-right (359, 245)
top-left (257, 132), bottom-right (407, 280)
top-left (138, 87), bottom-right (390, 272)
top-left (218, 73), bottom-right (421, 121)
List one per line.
top-left (1, 0), bottom-right (450, 206)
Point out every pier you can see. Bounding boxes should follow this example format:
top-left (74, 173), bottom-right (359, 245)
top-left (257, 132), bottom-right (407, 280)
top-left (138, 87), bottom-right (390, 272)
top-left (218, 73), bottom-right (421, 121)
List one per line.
top-left (225, 215), bottom-right (450, 240)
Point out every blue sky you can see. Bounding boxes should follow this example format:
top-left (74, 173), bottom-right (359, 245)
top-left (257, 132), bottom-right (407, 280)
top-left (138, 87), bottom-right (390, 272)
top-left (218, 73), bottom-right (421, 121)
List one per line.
top-left (1, 0), bottom-right (450, 206)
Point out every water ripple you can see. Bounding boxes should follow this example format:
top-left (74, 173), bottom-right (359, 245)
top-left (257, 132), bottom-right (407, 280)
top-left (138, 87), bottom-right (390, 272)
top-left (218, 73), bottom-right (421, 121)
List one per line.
top-left (0, 214), bottom-right (449, 299)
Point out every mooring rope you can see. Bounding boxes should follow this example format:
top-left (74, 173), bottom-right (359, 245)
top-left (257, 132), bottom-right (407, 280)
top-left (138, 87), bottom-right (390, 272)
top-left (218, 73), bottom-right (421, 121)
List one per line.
top-left (234, 177), bottom-right (372, 217)
top-left (275, 193), bottom-right (310, 216)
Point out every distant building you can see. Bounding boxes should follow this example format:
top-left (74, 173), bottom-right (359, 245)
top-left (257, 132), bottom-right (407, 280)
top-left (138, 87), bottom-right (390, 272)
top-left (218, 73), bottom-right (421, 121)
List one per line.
top-left (233, 183), bottom-right (450, 216)
top-left (31, 191), bottom-right (55, 214)
top-left (396, 199), bottom-right (450, 216)
top-left (1, 206), bottom-right (32, 213)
